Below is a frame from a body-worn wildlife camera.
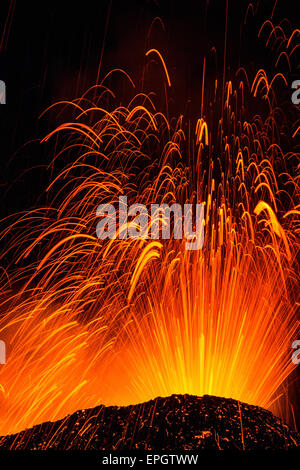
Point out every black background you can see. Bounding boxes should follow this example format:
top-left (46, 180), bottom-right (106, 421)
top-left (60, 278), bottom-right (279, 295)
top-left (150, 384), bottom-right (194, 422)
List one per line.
top-left (1, 0), bottom-right (297, 215)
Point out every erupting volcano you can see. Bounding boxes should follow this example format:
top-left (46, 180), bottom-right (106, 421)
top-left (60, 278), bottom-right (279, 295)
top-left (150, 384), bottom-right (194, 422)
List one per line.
top-left (0, 0), bottom-right (299, 451)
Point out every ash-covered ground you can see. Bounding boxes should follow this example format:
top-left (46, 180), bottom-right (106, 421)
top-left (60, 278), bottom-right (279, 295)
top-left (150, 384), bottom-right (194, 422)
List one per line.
top-left (0, 394), bottom-right (299, 451)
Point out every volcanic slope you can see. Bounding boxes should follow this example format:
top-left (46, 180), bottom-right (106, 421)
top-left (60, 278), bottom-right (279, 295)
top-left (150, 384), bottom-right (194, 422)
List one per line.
top-left (0, 394), bottom-right (299, 451)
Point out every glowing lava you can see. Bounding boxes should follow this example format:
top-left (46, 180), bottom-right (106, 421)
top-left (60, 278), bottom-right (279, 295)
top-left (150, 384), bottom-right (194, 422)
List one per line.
top-left (0, 10), bottom-right (299, 437)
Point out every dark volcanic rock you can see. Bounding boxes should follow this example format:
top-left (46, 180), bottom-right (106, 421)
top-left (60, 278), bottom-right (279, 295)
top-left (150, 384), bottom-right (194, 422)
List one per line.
top-left (0, 394), bottom-right (299, 451)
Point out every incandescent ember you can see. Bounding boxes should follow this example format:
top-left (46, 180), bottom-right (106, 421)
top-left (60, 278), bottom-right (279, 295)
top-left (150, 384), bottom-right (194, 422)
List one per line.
top-left (0, 394), bottom-right (299, 451)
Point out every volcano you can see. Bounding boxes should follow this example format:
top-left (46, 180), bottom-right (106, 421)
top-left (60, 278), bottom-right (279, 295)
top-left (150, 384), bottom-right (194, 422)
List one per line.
top-left (0, 395), bottom-right (299, 451)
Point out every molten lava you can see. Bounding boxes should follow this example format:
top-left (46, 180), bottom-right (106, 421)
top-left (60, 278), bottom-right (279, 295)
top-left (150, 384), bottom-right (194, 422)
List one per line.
top-left (0, 7), bottom-right (299, 437)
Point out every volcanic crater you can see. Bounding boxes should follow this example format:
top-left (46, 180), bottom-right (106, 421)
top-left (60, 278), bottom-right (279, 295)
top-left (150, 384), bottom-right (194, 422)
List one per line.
top-left (0, 394), bottom-right (299, 451)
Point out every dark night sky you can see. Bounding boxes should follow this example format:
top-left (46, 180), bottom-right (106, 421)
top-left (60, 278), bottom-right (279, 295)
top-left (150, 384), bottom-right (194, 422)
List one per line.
top-left (0, 0), bottom-right (297, 214)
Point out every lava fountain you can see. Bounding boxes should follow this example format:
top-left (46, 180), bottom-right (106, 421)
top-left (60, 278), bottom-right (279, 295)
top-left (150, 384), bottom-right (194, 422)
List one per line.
top-left (0, 6), bottom-right (299, 437)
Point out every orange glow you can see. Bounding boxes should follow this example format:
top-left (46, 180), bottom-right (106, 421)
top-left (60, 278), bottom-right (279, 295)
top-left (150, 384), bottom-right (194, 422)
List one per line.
top-left (0, 25), bottom-right (299, 438)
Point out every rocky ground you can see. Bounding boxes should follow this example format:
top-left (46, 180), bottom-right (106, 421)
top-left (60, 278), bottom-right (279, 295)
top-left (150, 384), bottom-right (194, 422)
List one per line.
top-left (0, 394), bottom-right (299, 451)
